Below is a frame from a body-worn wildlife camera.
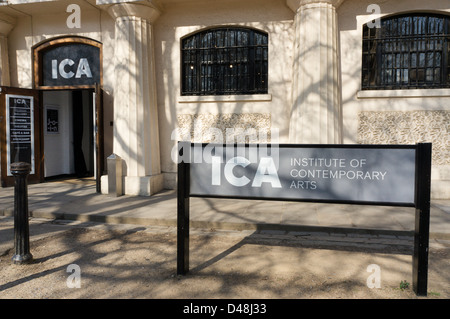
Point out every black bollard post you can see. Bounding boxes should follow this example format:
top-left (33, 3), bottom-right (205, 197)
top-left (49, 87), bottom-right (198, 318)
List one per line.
top-left (11, 162), bottom-right (33, 264)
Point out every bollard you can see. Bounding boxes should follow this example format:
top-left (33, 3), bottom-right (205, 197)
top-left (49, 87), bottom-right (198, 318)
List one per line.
top-left (10, 162), bottom-right (33, 264)
top-left (107, 153), bottom-right (123, 197)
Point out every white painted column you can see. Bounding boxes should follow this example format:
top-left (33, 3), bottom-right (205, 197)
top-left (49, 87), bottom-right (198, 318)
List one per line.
top-left (0, 14), bottom-right (16, 86)
top-left (108, 3), bottom-right (163, 196)
top-left (287, 0), bottom-right (342, 144)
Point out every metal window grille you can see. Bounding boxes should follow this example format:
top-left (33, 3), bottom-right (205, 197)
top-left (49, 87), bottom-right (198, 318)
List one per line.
top-left (181, 27), bottom-right (268, 95)
top-left (362, 14), bottom-right (450, 90)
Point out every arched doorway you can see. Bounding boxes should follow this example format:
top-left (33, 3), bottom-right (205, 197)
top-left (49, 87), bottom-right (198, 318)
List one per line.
top-left (32, 36), bottom-right (103, 191)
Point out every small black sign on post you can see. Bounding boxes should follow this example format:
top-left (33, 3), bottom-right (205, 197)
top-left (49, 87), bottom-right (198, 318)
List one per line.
top-left (11, 162), bottom-right (33, 264)
top-left (176, 142), bottom-right (432, 296)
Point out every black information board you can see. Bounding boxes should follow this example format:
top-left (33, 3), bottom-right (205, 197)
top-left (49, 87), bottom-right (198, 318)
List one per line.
top-left (6, 95), bottom-right (34, 175)
top-left (177, 142), bottom-right (432, 296)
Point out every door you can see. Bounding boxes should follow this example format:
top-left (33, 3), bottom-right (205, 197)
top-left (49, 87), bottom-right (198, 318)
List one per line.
top-left (43, 90), bottom-right (75, 178)
top-left (43, 89), bottom-right (98, 181)
top-left (94, 83), bottom-right (104, 193)
top-left (0, 86), bottom-right (42, 187)
top-left (72, 90), bottom-right (94, 178)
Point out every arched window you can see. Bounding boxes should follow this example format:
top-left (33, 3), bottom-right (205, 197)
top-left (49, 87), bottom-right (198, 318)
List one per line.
top-left (362, 13), bottom-right (450, 90)
top-left (181, 27), bottom-right (268, 95)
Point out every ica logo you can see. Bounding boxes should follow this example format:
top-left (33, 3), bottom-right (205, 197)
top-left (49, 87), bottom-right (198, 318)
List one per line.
top-left (211, 156), bottom-right (281, 188)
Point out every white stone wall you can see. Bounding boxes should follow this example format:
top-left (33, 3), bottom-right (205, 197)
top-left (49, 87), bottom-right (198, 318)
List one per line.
top-left (0, 0), bottom-right (448, 197)
top-left (338, 0), bottom-right (450, 198)
top-left (154, 0), bottom-right (295, 189)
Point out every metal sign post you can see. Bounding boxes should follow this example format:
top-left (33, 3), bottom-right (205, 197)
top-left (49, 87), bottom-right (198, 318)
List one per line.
top-left (177, 142), bottom-right (431, 296)
top-left (11, 162), bottom-right (33, 264)
top-left (177, 146), bottom-right (190, 275)
top-left (413, 143), bottom-right (431, 296)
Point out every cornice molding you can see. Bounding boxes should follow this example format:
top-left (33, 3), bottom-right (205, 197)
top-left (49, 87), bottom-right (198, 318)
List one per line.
top-left (0, 13), bottom-right (16, 36)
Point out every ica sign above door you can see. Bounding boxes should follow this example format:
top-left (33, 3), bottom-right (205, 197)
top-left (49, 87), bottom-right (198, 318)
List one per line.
top-left (33, 37), bottom-right (102, 89)
top-left (42, 43), bottom-right (100, 87)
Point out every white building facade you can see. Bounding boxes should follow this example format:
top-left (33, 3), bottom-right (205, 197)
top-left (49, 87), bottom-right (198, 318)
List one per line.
top-left (0, 0), bottom-right (448, 198)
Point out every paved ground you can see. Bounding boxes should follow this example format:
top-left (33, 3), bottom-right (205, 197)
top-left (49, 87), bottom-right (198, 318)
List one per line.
top-left (0, 178), bottom-right (449, 301)
top-left (0, 178), bottom-right (449, 237)
top-left (1, 216), bottom-right (449, 301)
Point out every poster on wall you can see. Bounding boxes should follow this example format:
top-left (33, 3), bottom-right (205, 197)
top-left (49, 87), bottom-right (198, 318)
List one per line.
top-left (46, 107), bottom-right (59, 134)
top-left (6, 94), bottom-right (35, 175)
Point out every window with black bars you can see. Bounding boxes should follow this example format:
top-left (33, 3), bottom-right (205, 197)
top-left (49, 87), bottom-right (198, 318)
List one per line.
top-left (181, 27), bottom-right (268, 95)
top-left (362, 14), bottom-right (450, 90)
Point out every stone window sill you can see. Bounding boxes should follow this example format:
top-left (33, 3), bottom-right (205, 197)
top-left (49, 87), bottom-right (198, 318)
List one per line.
top-left (357, 89), bottom-right (450, 99)
top-left (178, 94), bottom-right (272, 103)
